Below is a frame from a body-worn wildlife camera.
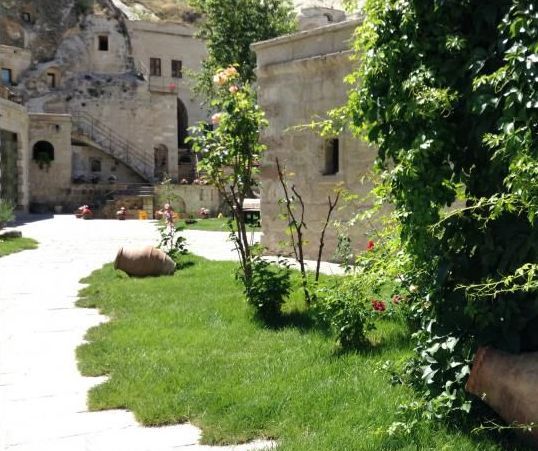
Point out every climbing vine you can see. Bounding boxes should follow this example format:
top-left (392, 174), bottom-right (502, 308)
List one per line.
top-left (344, 0), bottom-right (538, 421)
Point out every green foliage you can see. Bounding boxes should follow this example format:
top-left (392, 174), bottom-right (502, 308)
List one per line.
top-left (344, 0), bottom-right (538, 424)
top-left (188, 0), bottom-right (295, 94)
top-left (74, 0), bottom-right (94, 16)
top-left (316, 276), bottom-right (377, 348)
top-left (239, 248), bottom-right (292, 321)
top-left (156, 223), bottom-right (188, 262)
top-left (0, 237), bottom-right (38, 257)
top-left (317, 216), bottom-right (410, 349)
top-left (188, 67), bottom-right (266, 287)
top-left (0, 199), bottom-right (14, 227)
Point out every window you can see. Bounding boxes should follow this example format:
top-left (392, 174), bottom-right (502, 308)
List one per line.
top-left (1, 68), bottom-right (13, 85)
top-left (46, 72), bottom-right (56, 88)
top-left (90, 158), bottom-right (102, 172)
top-left (32, 141), bottom-right (55, 166)
top-left (322, 138), bottom-right (339, 175)
top-left (98, 35), bottom-right (109, 51)
top-left (21, 12), bottom-right (31, 23)
top-left (171, 60), bottom-right (183, 78)
top-left (149, 57), bottom-right (161, 76)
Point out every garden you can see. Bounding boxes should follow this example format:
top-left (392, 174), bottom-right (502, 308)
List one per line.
top-left (77, 0), bottom-right (537, 449)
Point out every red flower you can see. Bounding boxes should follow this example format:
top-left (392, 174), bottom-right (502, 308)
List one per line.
top-left (371, 299), bottom-right (386, 312)
top-left (367, 240), bottom-right (375, 251)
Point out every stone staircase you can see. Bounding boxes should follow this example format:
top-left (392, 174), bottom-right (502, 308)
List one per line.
top-left (71, 111), bottom-right (154, 182)
top-left (101, 183), bottom-right (155, 219)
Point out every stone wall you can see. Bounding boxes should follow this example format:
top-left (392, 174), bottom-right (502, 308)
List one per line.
top-left (28, 113), bottom-right (73, 209)
top-left (253, 19), bottom-right (377, 260)
top-left (155, 184), bottom-right (222, 217)
top-left (0, 97), bottom-right (30, 210)
top-left (72, 144), bottom-right (144, 184)
top-left (128, 20), bottom-right (208, 138)
top-left (0, 45), bottom-right (32, 85)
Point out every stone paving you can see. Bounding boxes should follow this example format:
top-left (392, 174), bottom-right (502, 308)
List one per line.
top-left (0, 215), bottom-right (342, 451)
top-left (0, 216), bottom-right (273, 451)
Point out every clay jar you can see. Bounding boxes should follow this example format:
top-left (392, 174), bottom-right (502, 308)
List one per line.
top-left (114, 246), bottom-right (176, 276)
top-left (466, 346), bottom-right (538, 446)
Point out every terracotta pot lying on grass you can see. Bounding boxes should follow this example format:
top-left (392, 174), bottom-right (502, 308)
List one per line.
top-left (466, 346), bottom-right (538, 446)
top-left (114, 246), bottom-right (176, 277)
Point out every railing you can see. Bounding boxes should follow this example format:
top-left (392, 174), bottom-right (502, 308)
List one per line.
top-left (0, 85), bottom-right (23, 104)
top-left (148, 76), bottom-right (181, 93)
top-left (71, 110), bottom-right (154, 182)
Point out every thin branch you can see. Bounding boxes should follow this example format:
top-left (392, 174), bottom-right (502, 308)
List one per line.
top-left (316, 192), bottom-right (341, 282)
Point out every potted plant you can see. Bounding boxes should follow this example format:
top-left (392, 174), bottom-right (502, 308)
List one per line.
top-left (34, 151), bottom-right (52, 170)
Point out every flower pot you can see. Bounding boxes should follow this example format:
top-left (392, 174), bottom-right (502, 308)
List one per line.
top-left (465, 346), bottom-right (538, 445)
top-left (114, 246), bottom-right (176, 277)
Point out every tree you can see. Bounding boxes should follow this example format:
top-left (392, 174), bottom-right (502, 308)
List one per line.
top-left (188, 67), bottom-right (265, 287)
top-left (344, 0), bottom-right (538, 419)
top-left (188, 0), bottom-right (296, 94)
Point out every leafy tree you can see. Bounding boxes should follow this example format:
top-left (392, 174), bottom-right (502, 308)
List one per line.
top-left (188, 67), bottom-right (266, 288)
top-left (344, 0), bottom-right (538, 420)
top-left (188, 0), bottom-right (296, 94)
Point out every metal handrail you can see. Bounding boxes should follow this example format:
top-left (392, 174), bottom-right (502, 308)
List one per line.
top-left (72, 110), bottom-right (154, 181)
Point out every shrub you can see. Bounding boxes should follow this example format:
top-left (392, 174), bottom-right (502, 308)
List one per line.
top-left (239, 251), bottom-right (291, 322)
top-left (0, 199), bottom-right (15, 229)
top-left (316, 276), bottom-right (377, 349)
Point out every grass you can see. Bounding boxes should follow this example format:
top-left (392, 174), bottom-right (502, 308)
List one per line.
top-left (76, 255), bottom-right (508, 450)
top-left (179, 217), bottom-right (260, 232)
top-left (0, 236), bottom-right (38, 257)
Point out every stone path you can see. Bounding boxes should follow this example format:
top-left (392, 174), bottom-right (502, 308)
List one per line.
top-left (0, 216), bottom-right (272, 451)
top-left (0, 215), bottom-right (343, 451)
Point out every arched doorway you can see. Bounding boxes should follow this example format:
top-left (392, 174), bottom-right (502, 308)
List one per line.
top-left (154, 144), bottom-right (168, 180)
top-left (177, 98), bottom-right (188, 148)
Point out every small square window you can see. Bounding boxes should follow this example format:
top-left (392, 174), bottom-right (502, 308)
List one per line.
top-left (171, 60), bottom-right (183, 78)
top-left (98, 35), bottom-right (109, 51)
top-left (21, 12), bottom-right (32, 23)
top-left (1, 68), bottom-right (13, 85)
top-left (150, 57), bottom-right (161, 76)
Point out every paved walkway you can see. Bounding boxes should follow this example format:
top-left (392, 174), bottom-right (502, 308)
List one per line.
top-left (0, 216), bottom-right (273, 451)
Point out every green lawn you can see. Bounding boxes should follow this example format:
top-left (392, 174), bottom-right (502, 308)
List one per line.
top-left (179, 217), bottom-right (260, 232)
top-left (76, 255), bottom-right (507, 450)
top-left (0, 236), bottom-right (38, 257)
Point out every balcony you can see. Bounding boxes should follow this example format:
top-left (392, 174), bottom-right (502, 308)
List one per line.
top-left (148, 76), bottom-right (181, 94)
top-left (0, 85), bottom-right (23, 104)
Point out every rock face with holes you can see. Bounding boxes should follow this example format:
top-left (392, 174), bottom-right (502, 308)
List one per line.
top-left (0, 0), bottom-right (207, 212)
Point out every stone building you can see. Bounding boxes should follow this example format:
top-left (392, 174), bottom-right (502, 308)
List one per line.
top-left (0, 88), bottom-right (30, 209)
top-left (0, 0), bottom-right (207, 214)
top-left (253, 11), bottom-right (376, 260)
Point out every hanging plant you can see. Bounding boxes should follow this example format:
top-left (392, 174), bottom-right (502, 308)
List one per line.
top-left (34, 151), bottom-right (52, 170)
